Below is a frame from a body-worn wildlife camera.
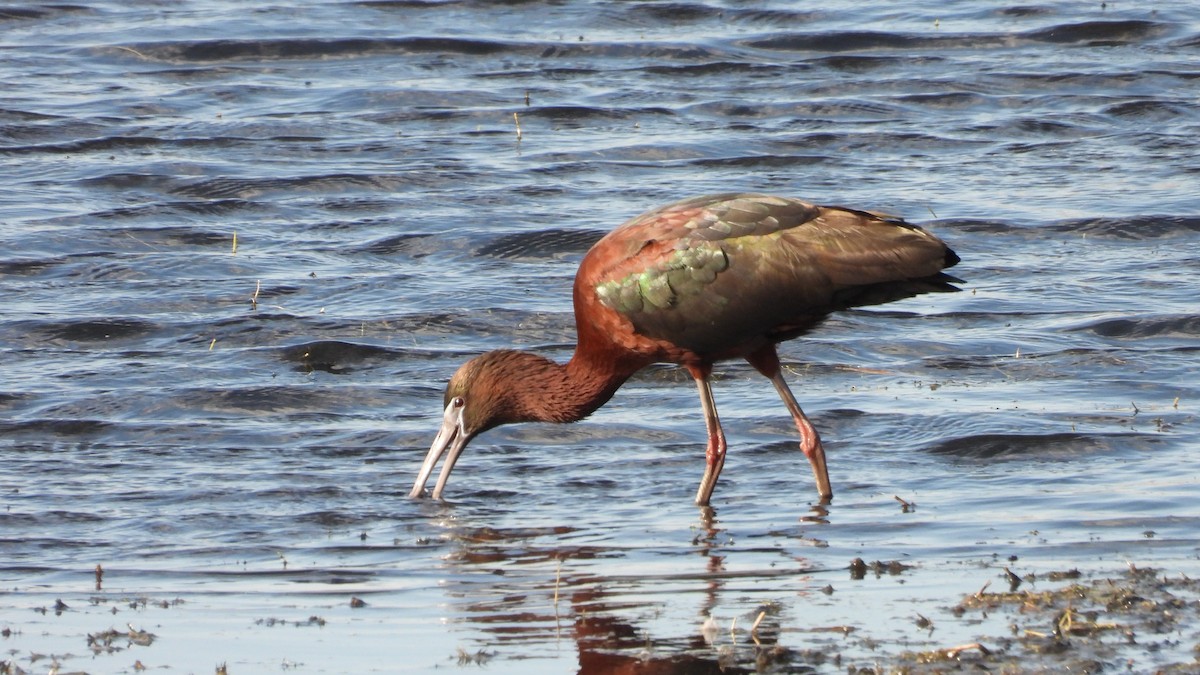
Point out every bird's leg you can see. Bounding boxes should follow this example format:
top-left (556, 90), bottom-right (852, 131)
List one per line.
top-left (746, 347), bottom-right (833, 503)
top-left (688, 363), bottom-right (727, 507)
top-left (770, 372), bottom-right (833, 502)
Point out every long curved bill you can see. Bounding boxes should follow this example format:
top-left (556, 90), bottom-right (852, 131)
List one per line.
top-left (408, 400), bottom-right (468, 499)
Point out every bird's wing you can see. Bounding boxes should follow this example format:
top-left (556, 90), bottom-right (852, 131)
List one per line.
top-left (579, 194), bottom-right (957, 357)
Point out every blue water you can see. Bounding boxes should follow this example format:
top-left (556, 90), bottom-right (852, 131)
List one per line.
top-left (3, 1), bottom-right (1199, 672)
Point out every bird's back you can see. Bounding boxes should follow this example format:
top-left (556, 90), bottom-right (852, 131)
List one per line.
top-left (575, 193), bottom-right (960, 361)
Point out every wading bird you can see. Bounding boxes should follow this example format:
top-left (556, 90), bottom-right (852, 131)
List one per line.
top-left (410, 193), bottom-right (961, 505)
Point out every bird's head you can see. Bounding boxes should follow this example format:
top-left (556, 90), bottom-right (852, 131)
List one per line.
top-left (408, 350), bottom-right (541, 500)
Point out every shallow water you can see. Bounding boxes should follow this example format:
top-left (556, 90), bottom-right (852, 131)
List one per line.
top-left (2, 1), bottom-right (1199, 673)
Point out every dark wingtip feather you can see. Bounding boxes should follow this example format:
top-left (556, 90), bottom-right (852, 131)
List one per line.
top-left (944, 247), bottom-right (961, 269)
top-left (927, 272), bottom-right (965, 290)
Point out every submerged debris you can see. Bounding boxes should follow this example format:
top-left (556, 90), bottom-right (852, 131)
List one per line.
top-left (254, 616), bottom-right (326, 628)
top-left (87, 623), bottom-right (156, 653)
top-left (455, 647), bottom-right (495, 666)
top-left (900, 641), bottom-right (991, 666)
top-left (849, 558), bottom-right (912, 580)
top-left (902, 565), bottom-right (1200, 672)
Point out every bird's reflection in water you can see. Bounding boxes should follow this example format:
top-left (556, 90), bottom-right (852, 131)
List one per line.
top-left (426, 506), bottom-right (804, 674)
top-left (695, 505), bottom-right (726, 622)
top-left (802, 503), bottom-right (831, 525)
top-left (572, 585), bottom-right (753, 675)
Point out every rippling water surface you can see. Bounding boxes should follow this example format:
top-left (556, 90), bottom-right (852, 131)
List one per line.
top-left (3, 1), bottom-right (1199, 673)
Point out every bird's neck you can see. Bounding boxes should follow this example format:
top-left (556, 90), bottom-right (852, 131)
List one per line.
top-left (506, 348), bottom-right (643, 425)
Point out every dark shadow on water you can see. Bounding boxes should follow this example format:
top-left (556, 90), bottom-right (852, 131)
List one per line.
top-left (926, 431), bottom-right (1155, 460)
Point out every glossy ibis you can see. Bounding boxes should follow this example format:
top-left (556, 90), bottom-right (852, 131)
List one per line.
top-left (410, 193), bottom-right (961, 505)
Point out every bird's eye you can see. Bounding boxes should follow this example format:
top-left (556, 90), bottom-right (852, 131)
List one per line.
top-left (452, 397), bottom-right (465, 408)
